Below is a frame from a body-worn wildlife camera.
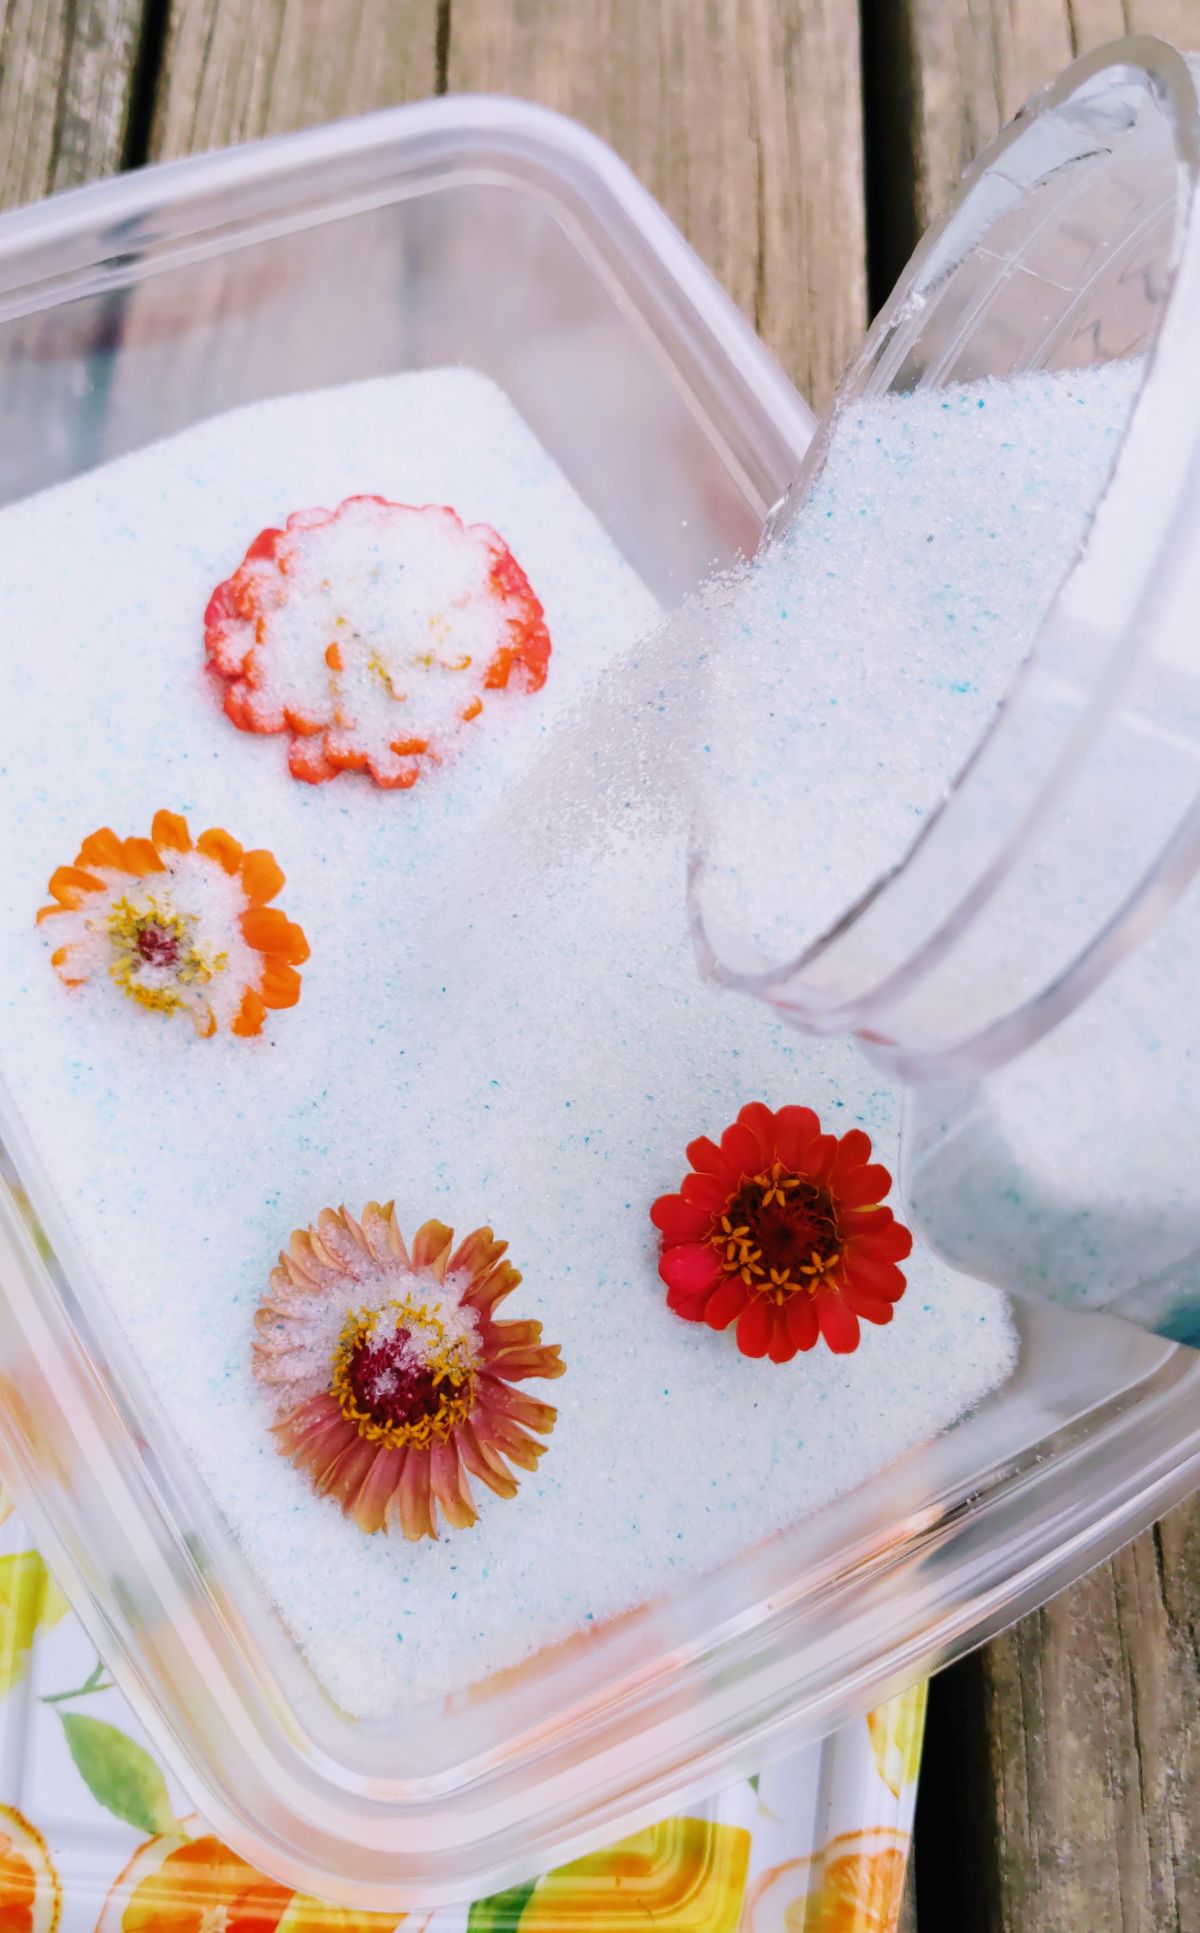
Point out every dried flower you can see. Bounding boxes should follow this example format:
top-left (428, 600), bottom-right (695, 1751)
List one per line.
top-left (37, 811), bottom-right (308, 1037)
top-left (652, 1103), bottom-right (911, 1358)
top-left (205, 497), bottom-right (551, 789)
top-left (254, 1203), bottom-right (564, 1540)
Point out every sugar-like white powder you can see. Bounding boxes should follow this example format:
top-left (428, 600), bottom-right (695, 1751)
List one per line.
top-left (691, 364), bottom-right (1144, 975)
top-left (0, 368), bottom-right (1015, 1716)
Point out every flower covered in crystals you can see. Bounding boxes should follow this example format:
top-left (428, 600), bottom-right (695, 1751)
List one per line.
top-left (651, 1103), bottom-right (912, 1359)
top-left (37, 811), bottom-right (309, 1038)
top-left (253, 1203), bottom-right (565, 1540)
top-left (205, 497), bottom-right (552, 790)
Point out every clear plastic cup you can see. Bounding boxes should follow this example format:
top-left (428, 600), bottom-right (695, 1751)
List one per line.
top-left (691, 38), bottom-right (1200, 1335)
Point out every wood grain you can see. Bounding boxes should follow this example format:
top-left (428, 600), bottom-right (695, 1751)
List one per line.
top-left (148, 0), bottom-right (439, 159)
top-left (446, 0), bottom-right (867, 410)
top-left (0, 0), bottom-right (147, 208)
top-left (921, 1505), bottom-right (1200, 1931)
top-left (896, 0), bottom-right (1196, 234)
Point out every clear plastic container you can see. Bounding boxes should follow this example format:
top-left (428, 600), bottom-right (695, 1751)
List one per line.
top-left (692, 39), bottom-right (1200, 1340)
top-left (1, 87), bottom-right (1200, 1913)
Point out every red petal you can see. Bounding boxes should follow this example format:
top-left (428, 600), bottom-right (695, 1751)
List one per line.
top-left (681, 1171), bottom-right (731, 1213)
top-left (650, 1193), bottom-right (711, 1241)
top-left (768, 1308), bottom-right (799, 1363)
top-left (846, 1209), bottom-right (913, 1261)
top-left (817, 1293), bottom-right (861, 1354)
top-left (805, 1134), bottom-right (839, 1182)
top-left (842, 1253), bottom-right (907, 1301)
top-left (720, 1120), bottom-right (761, 1176)
top-left (736, 1297), bottom-right (773, 1357)
top-left (667, 1285), bottom-right (715, 1323)
top-left (787, 1296), bottom-right (820, 1351)
top-left (737, 1101), bottom-right (777, 1169)
top-left (705, 1274), bottom-right (752, 1329)
top-left (659, 1244), bottom-right (723, 1294)
top-left (831, 1128), bottom-right (873, 1179)
top-left (842, 1285), bottom-right (896, 1325)
top-left (686, 1135), bottom-right (731, 1179)
top-left (837, 1164), bottom-right (893, 1209)
top-left (774, 1106), bottom-right (822, 1170)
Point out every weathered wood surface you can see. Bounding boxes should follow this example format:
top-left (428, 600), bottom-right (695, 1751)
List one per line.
top-left (888, 14), bottom-right (1200, 1930)
top-left (446, 0), bottom-right (867, 412)
top-left (896, 0), bottom-right (1197, 239)
top-left (148, 0), bottom-right (440, 159)
top-left (0, 0), bottom-right (148, 207)
top-left (4, 1), bottom-right (1200, 1927)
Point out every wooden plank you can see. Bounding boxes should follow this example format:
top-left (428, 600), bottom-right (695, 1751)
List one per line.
top-left (445, 0), bottom-right (868, 411)
top-left (0, 0), bottom-right (148, 209)
top-left (898, 0), bottom-right (1196, 236)
top-left (148, 0), bottom-right (439, 160)
top-left (920, 1505), bottom-right (1200, 1931)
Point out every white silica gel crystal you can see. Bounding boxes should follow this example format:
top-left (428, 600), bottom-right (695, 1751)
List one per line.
top-left (0, 369), bottom-right (1015, 1716)
top-left (692, 363), bottom-right (1143, 975)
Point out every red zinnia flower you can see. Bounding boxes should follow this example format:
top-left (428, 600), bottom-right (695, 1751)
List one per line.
top-left (651, 1103), bottom-right (912, 1359)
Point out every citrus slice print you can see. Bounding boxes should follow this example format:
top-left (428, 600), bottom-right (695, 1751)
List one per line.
top-left (743, 1828), bottom-right (909, 1933)
top-left (96, 1821), bottom-right (419, 1933)
top-left (515, 1817), bottom-right (749, 1933)
top-left (0, 1805), bottom-right (61, 1933)
top-left (866, 1683), bottom-right (926, 1799)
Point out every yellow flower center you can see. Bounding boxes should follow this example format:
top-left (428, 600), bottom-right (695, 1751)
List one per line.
top-left (330, 1297), bottom-right (477, 1448)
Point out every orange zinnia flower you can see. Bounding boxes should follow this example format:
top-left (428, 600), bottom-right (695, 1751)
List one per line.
top-left (205, 497), bottom-right (551, 790)
top-left (652, 1102), bottom-right (912, 1359)
top-left (254, 1203), bottom-right (565, 1541)
top-left (37, 810), bottom-right (309, 1038)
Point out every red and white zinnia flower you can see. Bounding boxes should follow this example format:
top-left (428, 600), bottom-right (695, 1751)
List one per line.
top-left (652, 1103), bottom-right (912, 1359)
top-left (254, 1203), bottom-right (564, 1540)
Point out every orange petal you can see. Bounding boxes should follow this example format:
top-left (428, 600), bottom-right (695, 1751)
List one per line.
top-left (195, 827), bottom-right (244, 874)
top-left (260, 963), bottom-right (302, 1010)
top-left (456, 1420), bottom-right (519, 1499)
top-left (231, 988), bottom-right (266, 1037)
top-left (430, 1438), bottom-right (477, 1532)
top-left (241, 907), bottom-right (310, 963)
top-left (47, 865), bottom-right (105, 907)
top-left (75, 827), bottom-right (125, 869)
top-left (150, 810), bottom-right (192, 854)
top-left (394, 1448), bottom-right (435, 1542)
top-left (49, 945), bottom-right (87, 987)
top-left (119, 837), bottom-right (165, 875)
top-left (352, 1447), bottom-right (408, 1534)
top-left (240, 849), bottom-right (285, 906)
top-left (410, 1220), bottom-right (454, 1276)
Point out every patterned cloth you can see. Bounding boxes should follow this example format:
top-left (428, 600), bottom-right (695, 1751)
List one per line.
top-left (0, 1488), bottom-right (922, 1930)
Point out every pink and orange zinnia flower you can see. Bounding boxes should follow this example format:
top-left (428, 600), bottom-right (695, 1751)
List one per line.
top-left (37, 810), bottom-right (308, 1038)
top-left (652, 1103), bottom-right (911, 1359)
top-left (253, 1203), bottom-right (564, 1541)
top-left (205, 497), bottom-right (551, 790)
